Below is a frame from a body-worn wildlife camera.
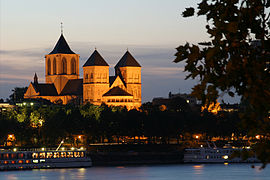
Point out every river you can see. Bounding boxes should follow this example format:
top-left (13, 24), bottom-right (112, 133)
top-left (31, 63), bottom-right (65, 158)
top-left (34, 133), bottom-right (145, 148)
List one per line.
top-left (0, 164), bottom-right (269, 180)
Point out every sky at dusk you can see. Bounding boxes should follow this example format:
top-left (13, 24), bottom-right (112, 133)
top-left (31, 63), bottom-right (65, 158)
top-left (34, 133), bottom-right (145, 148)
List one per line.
top-left (0, 0), bottom-right (239, 103)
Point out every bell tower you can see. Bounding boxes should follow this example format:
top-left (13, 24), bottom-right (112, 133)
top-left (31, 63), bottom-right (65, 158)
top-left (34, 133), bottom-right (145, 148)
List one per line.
top-left (83, 50), bottom-right (109, 104)
top-left (45, 33), bottom-right (80, 94)
top-left (115, 51), bottom-right (141, 105)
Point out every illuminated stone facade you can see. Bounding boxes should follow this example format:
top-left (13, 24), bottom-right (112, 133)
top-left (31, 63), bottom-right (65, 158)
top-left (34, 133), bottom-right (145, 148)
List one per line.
top-left (24, 33), bottom-right (141, 109)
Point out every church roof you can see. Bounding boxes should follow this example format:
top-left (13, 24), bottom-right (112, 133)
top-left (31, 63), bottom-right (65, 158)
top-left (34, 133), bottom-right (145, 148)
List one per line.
top-left (109, 76), bottom-right (117, 86)
top-left (83, 50), bottom-right (109, 67)
top-left (109, 75), bottom-right (126, 87)
top-left (49, 34), bottom-right (75, 54)
top-left (60, 79), bottom-right (83, 96)
top-left (103, 86), bottom-right (132, 97)
top-left (115, 51), bottom-right (141, 68)
top-left (32, 83), bottom-right (58, 96)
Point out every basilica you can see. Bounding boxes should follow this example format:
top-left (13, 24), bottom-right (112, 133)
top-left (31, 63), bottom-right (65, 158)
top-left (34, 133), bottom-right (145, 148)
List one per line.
top-left (24, 33), bottom-right (142, 109)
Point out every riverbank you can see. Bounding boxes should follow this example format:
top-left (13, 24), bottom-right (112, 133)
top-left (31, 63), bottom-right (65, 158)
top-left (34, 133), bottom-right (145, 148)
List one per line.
top-left (87, 144), bottom-right (184, 166)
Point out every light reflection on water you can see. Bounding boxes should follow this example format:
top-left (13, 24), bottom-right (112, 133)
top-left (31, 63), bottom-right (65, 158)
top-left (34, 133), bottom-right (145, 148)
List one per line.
top-left (0, 164), bottom-right (269, 180)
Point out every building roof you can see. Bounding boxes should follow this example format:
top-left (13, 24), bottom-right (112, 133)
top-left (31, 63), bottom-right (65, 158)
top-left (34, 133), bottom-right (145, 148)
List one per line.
top-left (109, 76), bottom-right (117, 86)
top-left (115, 51), bottom-right (141, 68)
top-left (103, 86), bottom-right (132, 97)
top-left (83, 50), bottom-right (109, 67)
top-left (60, 79), bottom-right (83, 96)
top-left (49, 34), bottom-right (75, 54)
top-left (32, 83), bottom-right (58, 96)
top-left (109, 75), bottom-right (126, 87)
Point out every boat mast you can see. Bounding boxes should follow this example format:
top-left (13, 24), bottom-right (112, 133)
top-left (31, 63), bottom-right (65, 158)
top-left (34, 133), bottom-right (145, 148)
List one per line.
top-left (56, 140), bottom-right (64, 151)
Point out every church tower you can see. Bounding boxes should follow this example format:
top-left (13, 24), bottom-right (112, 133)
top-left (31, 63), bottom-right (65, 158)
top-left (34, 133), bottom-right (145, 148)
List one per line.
top-left (115, 51), bottom-right (141, 105)
top-left (83, 50), bottom-right (109, 105)
top-left (45, 33), bottom-right (80, 94)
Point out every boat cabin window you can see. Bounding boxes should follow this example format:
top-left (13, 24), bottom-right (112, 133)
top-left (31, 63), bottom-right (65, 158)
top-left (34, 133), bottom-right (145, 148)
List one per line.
top-left (18, 160), bottom-right (23, 164)
top-left (3, 154), bottom-right (9, 159)
top-left (67, 152), bottom-right (73, 158)
top-left (74, 152), bottom-right (80, 158)
top-left (53, 152), bottom-right (60, 158)
top-left (61, 152), bottom-right (67, 158)
top-left (18, 153), bottom-right (24, 159)
top-left (39, 152), bottom-right (46, 159)
top-left (32, 153), bottom-right (38, 159)
top-left (11, 154), bottom-right (17, 159)
top-left (46, 152), bottom-right (53, 158)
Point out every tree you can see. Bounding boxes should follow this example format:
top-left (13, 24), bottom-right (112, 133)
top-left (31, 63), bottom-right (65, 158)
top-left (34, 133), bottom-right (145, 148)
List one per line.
top-left (9, 87), bottom-right (28, 103)
top-left (175, 0), bottom-right (270, 167)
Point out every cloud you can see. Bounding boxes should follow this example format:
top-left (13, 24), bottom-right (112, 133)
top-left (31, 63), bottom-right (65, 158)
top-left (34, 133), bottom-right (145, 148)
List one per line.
top-left (0, 74), bottom-right (33, 80)
top-left (143, 66), bottom-right (185, 78)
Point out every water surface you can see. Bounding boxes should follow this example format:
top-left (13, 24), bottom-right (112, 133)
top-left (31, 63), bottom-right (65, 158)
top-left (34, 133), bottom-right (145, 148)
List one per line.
top-left (1, 164), bottom-right (269, 180)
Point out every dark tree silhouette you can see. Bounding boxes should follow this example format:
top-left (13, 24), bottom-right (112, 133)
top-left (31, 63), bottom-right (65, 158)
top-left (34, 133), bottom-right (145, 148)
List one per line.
top-left (9, 87), bottom-right (28, 103)
top-left (175, 0), bottom-right (270, 167)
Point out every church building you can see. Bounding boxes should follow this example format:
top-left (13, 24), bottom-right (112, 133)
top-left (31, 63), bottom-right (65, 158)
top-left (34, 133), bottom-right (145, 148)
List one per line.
top-left (24, 33), bottom-right (142, 109)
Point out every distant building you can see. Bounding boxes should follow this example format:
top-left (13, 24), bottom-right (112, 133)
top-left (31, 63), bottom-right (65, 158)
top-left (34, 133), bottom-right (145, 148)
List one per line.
top-left (152, 92), bottom-right (198, 108)
top-left (168, 92), bottom-right (198, 106)
top-left (220, 104), bottom-right (239, 112)
top-left (0, 103), bottom-right (15, 112)
top-left (24, 32), bottom-right (142, 109)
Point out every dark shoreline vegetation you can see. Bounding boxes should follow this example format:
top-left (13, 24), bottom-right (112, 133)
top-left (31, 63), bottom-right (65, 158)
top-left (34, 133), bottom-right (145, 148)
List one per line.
top-left (0, 100), bottom-right (248, 148)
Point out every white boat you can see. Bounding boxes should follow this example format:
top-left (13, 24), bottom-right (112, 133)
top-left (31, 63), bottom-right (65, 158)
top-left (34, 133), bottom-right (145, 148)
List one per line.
top-left (0, 150), bottom-right (92, 170)
top-left (183, 142), bottom-right (259, 163)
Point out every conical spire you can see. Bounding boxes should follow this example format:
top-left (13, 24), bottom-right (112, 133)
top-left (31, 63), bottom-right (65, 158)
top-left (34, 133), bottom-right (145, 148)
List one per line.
top-left (34, 72), bottom-right (38, 84)
top-left (115, 51), bottom-right (141, 68)
top-left (49, 34), bottom-right (75, 54)
top-left (83, 50), bottom-right (109, 67)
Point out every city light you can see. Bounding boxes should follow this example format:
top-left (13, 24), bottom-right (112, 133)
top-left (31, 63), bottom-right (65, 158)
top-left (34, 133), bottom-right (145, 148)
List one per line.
top-left (223, 155), bottom-right (229, 160)
top-left (41, 148), bottom-right (45, 151)
top-left (13, 148), bottom-right (17, 152)
top-left (255, 135), bottom-right (260, 140)
top-left (201, 101), bottom-right (221, 114)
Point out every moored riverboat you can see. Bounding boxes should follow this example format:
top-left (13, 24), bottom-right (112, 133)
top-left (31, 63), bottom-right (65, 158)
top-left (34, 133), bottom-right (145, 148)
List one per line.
top-left (184, 143), bottom-right (259, 163)
top-left (0, 149), bottom-right (92, 170)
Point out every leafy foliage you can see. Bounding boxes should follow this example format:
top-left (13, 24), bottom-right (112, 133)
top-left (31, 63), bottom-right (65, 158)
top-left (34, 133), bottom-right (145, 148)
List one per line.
top-left (175, 0), bottom-right (270, 166)
top-left (0, 103), bottom-right (243, 147)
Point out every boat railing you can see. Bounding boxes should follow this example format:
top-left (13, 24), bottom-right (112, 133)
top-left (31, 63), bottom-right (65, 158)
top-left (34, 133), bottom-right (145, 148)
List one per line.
top-left (0, 147), bottom-right (84, 153)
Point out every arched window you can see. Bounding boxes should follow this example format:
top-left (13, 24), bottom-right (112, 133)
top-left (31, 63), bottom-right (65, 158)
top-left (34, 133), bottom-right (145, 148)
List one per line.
top-left (47, 58), bottom-right (51, 75)
top-left (71, 58), bottom-right (76, 74)
top-left (62, 58), bottom-right (67, 74)
top-left (53, 58), bottom-right (56, 75)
